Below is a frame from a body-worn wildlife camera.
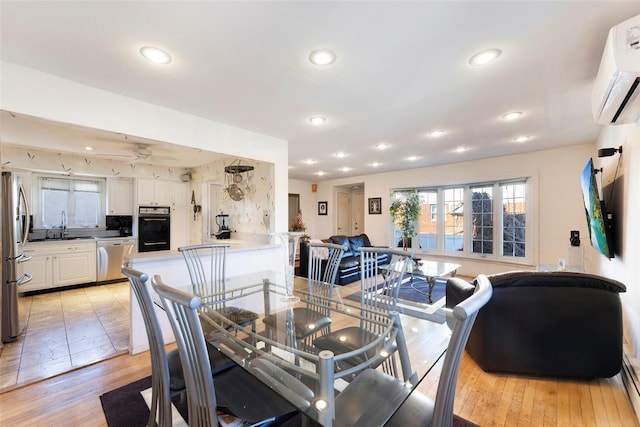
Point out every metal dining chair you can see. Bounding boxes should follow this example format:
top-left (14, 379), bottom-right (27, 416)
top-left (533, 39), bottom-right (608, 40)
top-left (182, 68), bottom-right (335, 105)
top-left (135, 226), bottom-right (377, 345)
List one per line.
top-left (313, 247), bottom-right (413, 379)
top-left (179, 243), bottom-right (259, 332)
top-left (333, 275), bottom-right (493, 427)
top-left (151, 275), bottom-right (299, 427)
top-left (122, 266), bottom-right (234, 427)
top-left (262, 242), bottom-right (346, 350)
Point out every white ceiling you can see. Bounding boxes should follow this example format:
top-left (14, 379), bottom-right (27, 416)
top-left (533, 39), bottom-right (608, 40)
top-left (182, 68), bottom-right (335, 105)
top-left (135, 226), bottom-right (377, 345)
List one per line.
top-left (1, 1), bottom-right (638, 181)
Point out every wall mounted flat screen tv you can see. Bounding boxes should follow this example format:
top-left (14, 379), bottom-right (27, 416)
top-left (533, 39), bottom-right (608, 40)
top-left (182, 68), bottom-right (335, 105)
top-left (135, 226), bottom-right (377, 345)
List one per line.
top-left (580, 158), bottom-right (614, 259)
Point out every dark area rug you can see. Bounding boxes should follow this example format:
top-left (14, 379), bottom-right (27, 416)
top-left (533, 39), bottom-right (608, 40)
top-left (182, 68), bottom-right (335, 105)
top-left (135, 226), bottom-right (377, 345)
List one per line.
top-left (101, 375), bottom-right (478, 426)
top-left (345, 277), bottom-right (447, 323)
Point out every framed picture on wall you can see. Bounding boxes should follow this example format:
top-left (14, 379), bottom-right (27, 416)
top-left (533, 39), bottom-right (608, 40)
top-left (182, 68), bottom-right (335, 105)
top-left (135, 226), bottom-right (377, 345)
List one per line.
top-left (368, 197), bottom-right (382, 215)
top-left (318, 201), bottom-right (328, 215)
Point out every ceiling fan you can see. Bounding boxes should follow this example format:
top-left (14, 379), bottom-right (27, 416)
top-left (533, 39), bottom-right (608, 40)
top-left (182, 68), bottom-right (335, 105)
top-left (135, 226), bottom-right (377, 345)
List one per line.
top-left (94, 143), bottom-right (178, 163)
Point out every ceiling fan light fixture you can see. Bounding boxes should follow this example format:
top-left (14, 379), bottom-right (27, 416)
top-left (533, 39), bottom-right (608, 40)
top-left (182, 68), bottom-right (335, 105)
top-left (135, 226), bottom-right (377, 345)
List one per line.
top-left (140, 46), bottom-right (172, 64)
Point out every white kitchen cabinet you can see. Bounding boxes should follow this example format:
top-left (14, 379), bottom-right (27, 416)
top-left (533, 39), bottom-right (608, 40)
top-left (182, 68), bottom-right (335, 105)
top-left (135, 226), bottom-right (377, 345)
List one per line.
top-left (20, 252), bottom-right (52, 292)
top-left (52, 247), bottom-right (96, 286)
top-left (169, 182), bottom-right (190, 250)
top-left (20, 241), bottom-right (97, 292)
top-left (107, 178), bottom-right (133, 215)
top-left (170, 208), bottom-right (189, 250)
top-left (137, 179), bottom-right (171, 206)
top-left (171, 181), bottom-right (189, 208)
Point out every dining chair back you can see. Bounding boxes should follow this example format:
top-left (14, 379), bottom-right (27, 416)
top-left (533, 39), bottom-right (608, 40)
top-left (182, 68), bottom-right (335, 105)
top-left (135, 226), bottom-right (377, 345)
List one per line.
top-left (313, 247), bottom-right (413, 380)
top-left (302, 242), bottom-right (347, 335)
top-left (122, 266), bottom-right (182, 427)
top-left (151, 275), bottom-right (218, 427)
top-left (263, 242), bottom-right (346, 351)
top-left (179, 243), bottom-right (258, 332)
top-left (308, 242), bottom-right (347, 284)
top-left (359, 247), bottom-right (412, 327)
top-left (151, 275), bottom-right (300, 427)
top-left (179, 243), bottom-right (227, 301)
top-left (334, 275), bottom-right (493, 427)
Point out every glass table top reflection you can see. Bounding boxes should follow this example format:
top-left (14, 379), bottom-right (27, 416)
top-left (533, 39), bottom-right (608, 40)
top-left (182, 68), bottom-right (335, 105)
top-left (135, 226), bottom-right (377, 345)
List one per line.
top-left (153, 270), bottom-right (454, 426)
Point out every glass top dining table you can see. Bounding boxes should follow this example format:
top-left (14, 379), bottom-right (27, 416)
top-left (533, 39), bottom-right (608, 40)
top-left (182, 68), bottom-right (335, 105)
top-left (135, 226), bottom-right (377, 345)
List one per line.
top-left (156, 270), bottom-right (454, 427)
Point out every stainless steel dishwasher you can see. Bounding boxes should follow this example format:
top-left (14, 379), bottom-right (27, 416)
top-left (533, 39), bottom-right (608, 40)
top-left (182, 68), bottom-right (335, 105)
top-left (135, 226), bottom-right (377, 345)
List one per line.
top-left (96, 237), bottom-right (136, 283)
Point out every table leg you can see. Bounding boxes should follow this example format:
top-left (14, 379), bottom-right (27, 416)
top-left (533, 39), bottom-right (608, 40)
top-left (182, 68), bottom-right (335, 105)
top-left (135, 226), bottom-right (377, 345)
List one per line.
top-left (427, 276), bottom-right (435, 304)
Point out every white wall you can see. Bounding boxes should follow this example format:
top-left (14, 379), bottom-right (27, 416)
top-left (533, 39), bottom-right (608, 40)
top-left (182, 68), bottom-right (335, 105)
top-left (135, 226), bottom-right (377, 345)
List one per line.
top-left (305, 143), bottom-right (596, 277)
top-left (595, 121), bottom-right (640, 388)
top-left (0, 61), bottom-right (290, 233)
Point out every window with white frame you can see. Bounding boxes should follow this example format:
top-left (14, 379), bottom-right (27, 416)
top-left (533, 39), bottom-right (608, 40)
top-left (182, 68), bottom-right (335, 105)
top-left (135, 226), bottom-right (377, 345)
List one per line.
top-left (36, 175), bottom-right (105, 228)
top-left (392, 178), bottom-right (529, 262)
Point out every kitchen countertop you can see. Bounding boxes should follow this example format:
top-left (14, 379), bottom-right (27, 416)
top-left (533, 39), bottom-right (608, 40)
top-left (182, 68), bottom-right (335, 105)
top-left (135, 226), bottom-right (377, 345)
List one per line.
top-left (124, 239), bottom-right (280, 263)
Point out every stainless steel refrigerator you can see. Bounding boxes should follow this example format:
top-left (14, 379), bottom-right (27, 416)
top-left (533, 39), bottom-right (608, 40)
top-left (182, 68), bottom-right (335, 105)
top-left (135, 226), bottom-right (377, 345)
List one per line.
top-left (1, 171), bottom-right (32, 343)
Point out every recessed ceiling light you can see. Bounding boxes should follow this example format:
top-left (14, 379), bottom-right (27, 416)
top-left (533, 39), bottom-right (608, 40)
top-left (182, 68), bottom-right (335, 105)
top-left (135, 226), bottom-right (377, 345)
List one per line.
top-left (428, 130), bottom-right (446, 137)
top-left (339, 167), bottom-right (351, 172)
top-left (140, 46), bottom-right (172, 64)
top-left (502, 112), bottom-right (523, 121)
top-left (408, 156), bottom-right (418, 161)
top-left (309, 49), bottom-right (337, 66)
top-left (514, 135), bottom-right (532, 143)
top-left (84, 146), bottom-right (94, 151)
top-left (316, 171), bottom-right (327, 176)
top-left (335, 152), bottom-right (347, 158)
top-left (303, 159), bottom-right (316, 165)
top-left (455, 147), bottom-right (468, 153)
top-left (376, 143), bottom-right (388, 150)
top-left (309, 116), bottom-right (326, 125)
top-left (371, 162), bottom-right (381, 167)
top-left (469, 48), bottom-right (501, 66)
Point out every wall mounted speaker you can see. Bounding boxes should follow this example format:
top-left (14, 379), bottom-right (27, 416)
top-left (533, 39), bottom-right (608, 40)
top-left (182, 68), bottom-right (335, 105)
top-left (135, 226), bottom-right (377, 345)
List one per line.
top-left (570, 230), bottom-right (580, 247)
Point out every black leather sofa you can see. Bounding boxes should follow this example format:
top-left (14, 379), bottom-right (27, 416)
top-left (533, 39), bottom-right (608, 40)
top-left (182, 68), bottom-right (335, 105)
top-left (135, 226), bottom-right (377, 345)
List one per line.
top-left (446, 271), bottom-right (626, 379)
top-left (299, 234), bottom-right (391, 285)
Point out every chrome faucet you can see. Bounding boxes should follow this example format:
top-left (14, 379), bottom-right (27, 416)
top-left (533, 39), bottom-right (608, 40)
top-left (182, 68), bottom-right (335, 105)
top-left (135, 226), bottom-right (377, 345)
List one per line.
top-left (61, 211), bottom-right (68, 239)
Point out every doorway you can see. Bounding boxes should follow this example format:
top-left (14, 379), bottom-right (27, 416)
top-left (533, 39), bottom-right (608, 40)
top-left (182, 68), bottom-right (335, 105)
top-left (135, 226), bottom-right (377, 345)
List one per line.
top-left (336, 183), bottom-right (365, 235)
top-left (288, 193), bottom-right (300, 231)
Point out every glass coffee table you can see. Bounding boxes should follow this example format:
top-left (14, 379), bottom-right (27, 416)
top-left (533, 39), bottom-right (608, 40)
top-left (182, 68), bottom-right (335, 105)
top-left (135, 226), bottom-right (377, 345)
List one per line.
top-left (380, 259), bottom-right (461, 303)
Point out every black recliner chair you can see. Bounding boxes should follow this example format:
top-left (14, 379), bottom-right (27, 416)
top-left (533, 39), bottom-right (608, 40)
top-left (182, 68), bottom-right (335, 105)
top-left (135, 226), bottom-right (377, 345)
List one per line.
top-left (446, 271), bottom-right (626, 379)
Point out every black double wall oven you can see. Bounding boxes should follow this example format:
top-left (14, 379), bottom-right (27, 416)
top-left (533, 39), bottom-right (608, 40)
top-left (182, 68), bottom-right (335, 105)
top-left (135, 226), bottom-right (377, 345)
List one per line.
top-left (138, 206), bottom-right (170, 252)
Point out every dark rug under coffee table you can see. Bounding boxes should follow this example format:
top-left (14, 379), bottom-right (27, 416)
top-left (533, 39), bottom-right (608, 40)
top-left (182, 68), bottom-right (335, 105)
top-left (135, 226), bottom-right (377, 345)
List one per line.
top-left (344, 277), bottom-right (448, 323)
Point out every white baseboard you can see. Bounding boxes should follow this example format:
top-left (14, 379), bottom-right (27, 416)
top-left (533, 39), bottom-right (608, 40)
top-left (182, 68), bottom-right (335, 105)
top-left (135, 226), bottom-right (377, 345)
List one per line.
top-left (621, 352), bottom-right (640, 423)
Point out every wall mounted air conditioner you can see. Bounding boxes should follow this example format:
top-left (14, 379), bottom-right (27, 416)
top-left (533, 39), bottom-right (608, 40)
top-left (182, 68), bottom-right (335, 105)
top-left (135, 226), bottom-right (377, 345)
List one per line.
top-left (592, 14), bottom-right (640, 125)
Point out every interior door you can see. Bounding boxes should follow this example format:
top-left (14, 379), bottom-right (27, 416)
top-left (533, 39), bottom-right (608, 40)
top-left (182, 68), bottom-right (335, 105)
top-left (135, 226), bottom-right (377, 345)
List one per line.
top-left (336, 192), bottom-right (351, 235)
top-left (351, 192), bottom-right (364, 235)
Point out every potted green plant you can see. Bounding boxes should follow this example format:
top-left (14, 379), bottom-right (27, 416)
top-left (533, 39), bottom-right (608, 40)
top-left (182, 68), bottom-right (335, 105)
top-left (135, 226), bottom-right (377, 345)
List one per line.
top-left (389, 190), bottom-right (422, 250)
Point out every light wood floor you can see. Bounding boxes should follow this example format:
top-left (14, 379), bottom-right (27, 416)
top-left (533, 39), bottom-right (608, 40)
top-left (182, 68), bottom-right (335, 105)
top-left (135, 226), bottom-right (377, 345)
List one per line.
top-left (0, 344), bottom-right (637, 427)
top-left (0, 279), bottom-right (637, 426)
